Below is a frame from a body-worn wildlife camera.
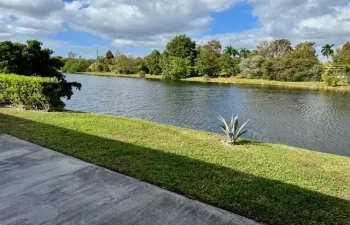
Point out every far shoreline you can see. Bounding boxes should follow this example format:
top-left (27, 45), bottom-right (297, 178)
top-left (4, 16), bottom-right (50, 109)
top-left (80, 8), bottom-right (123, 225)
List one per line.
top-left (72, 72), bottom-right (350, 92)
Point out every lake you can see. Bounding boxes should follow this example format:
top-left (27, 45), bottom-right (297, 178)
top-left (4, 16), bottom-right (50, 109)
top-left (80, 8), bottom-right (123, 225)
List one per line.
top-left (65, 74), bottom-right (350, 157)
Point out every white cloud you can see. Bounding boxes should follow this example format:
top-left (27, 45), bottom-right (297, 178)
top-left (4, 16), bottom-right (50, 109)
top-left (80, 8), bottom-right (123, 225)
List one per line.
top-left (61, 0), bottom-right (239, 47)
top-left (0, 0), bottom-right (349, 57)
top-left (0, 0), bottom-right (64, 37)
top-left (200, 1), bottom-right (350, 53)
top-left (0, 0), bottom-right (64, 17)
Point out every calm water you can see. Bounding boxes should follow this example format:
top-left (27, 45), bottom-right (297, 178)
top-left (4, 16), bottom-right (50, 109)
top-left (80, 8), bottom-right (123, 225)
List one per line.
top-left (65, 74), bottom-right (350, 157)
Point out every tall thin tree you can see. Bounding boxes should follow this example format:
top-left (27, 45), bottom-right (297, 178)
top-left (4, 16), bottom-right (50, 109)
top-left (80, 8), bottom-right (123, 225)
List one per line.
top-left (321, 44), bottom-right (335, 60)
top-left (224, 45), bottom-right (238, 57)
top-left (239, 48), bottom-right (251, 59)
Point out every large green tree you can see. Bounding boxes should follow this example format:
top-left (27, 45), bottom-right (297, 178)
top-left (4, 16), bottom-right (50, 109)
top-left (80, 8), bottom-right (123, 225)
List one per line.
top-left (165, 35), bottom-right (197, 59)
top-left (239, 55), bottom-right (265, 78)
top-left (321, 44), bottom-right (335, 60)
top-left (146, 50), bottom-right (162, 75)
top-left (105, 50), bottom-right (114, 60)
top-left (333, 42), bottom-right (350, 64)
top-left (162, 35), bottom-right (197, 78)
top-left (289, 42), bottom-right (318, 59)
top-left (195, 40), bottom-right (222, 76)
top-left (0, 40), bottom-right (81, 100)
top-left (219, 52), bottom-right (240, 77)
top-left (257, 39), bottom-right (292, 59)
top-left (163, 56), bottom-right (191, 80)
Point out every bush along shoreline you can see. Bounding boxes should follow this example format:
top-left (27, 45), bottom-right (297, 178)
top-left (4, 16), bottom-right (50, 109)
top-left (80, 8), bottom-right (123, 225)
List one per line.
top-left (0, 74), bottom-right (64, 110)
top-left (0, 40), bottom-right (81, 109)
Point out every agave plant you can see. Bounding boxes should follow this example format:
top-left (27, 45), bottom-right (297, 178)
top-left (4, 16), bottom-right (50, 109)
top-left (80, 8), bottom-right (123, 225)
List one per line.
top-left (218, 114), bottom-right (249, 145)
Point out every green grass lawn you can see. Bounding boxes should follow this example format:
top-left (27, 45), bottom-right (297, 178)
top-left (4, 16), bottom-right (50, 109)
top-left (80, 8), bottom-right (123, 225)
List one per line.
top-left (1, 108), bottom-right (349, 225)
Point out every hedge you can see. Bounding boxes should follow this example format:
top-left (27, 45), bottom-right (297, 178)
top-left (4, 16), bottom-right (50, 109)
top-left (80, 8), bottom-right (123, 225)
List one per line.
top-left (0, 74), bottom-right (64, 110)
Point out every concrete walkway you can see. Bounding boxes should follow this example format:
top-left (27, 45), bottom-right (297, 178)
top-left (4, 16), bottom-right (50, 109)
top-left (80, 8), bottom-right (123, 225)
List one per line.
top-left (0, 134), bottom-right (259, 225)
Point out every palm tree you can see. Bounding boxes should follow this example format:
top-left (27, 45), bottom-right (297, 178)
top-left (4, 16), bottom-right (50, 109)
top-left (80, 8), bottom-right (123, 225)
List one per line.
top-left (321, 44), bottom-right (335, 60)
top-left (224, 46), bottom-right (238, 57)
top-left (239, 48), bottom-right (251, 59)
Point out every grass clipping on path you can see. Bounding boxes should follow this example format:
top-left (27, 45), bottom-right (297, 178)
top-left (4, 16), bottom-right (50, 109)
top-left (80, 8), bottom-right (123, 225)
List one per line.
top-left (1, 108), bottom-right (349, 225)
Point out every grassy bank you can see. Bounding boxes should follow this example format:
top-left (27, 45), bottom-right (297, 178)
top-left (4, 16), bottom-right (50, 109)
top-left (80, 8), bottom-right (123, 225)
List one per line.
top-left (1, 108), bottom-right (349, 225)
top-left (74, 72), bottom-right (350, 91)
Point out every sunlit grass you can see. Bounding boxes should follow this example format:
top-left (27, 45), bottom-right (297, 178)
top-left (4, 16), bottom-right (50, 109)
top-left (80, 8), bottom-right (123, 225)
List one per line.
top-left (1, 108), bottom-right (349, 225)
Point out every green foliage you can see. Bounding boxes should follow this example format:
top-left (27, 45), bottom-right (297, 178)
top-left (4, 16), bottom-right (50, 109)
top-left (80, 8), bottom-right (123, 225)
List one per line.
top-left (138, 70), bottom-right (146, 78)
top-left (321, 44), bottom-right (335, 59)
top-left (0, 40), bottom-right (62, 79)
top-left (0, 40), bottom-right (81, 102)
top-left (0, 74), bottom-right (64, 110)
top-left (333, 42), bottom-right (350, 64)
top-left (344, 66), bottom-right (350, 84)
top-left (239, 48), bottom-right (251, 59)
top-left (196, 41), bottom-right (221, 76)
top-left (87, 63), bottom-right (106, 72)
top-left (322, 63), bottom-right (342, 86)
top-left (62, 58), bottom-right (91, 73)
top-left (51, 56), bottom-right (65, 70)
top-left (239, 55), bottom-right (265, 78)
top-left (257, 39), bottom-right (291, 58)
top-left (114, 55), bottom-right (147, 74)
top-left (264, 58), bottom-right (320, 81)
top-left (262, 60), bottom-right (273, 79)
top-left (288, 42), bottom-right (318, 59)
top-left (165, 35), bottom-right (197, 59)
top-left (219, 53), bottom-right (240, 77)
top-left (218, 114), bottom-right (249, 145)
top-left (146, 50), bottom-right (162, 75)
top-left (163, 57), bottom-right (191, 80)
top-left (105, 50), bottom-right (114, 59)
top-left (160, 51), bottom-right (170, 72)
top-left (165, 35), bottom-right (197, 75)
top-left (224, 46), bottom-right (239, 57)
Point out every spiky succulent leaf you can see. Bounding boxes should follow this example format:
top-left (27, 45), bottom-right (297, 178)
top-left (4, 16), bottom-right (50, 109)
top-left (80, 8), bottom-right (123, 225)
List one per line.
top-left (236, 130), bottom-right (248, 140)
top-left (218, 116), bottom-right (229, 131)
top-left (233, 115), bottom-right (238, 136)
top-left (235, 120), bottom-right (250, 139)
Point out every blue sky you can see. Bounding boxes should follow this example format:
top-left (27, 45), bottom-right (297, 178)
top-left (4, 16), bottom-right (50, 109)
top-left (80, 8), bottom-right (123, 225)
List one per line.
top-left (0, 0), bottom-right (349, 58)
top-left (48, 1), bottom-right (259, 57)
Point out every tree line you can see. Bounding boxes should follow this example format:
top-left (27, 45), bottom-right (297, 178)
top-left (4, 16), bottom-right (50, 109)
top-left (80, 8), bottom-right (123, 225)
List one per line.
top-left (61, 35), bottom-right (350, 85)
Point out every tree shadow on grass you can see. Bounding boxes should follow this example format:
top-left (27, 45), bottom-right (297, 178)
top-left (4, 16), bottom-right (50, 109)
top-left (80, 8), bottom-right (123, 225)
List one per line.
top-left (0, 113), bottom-right (349, 225)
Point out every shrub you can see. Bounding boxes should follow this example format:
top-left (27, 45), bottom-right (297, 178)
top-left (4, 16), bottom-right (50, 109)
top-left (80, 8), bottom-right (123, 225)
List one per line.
top-left (219, 53), bottom-right (240, 77)
top-left (322, 63), bottom-right (342, 87)
top-left (0, 40), bottom-right (81, 101)
top-left (88, 63), bottom-right (105, 72)
top-left (202, 74), bottom-right (210, 81)
top-left (138, 70), bottom-right (146, 78)
top-left (0, 74), bottom-right (64, 110)
top-left (239, 55), bottom-right (265, 78)
top-left (265, 58), bottom-right (320, 81)
top-left (218, 114), bottom-right (249, 145)
top-left (62, 58), bottom-right (91, 73)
